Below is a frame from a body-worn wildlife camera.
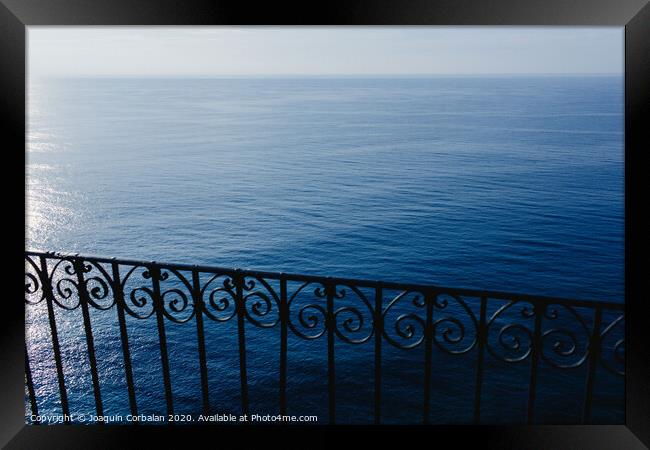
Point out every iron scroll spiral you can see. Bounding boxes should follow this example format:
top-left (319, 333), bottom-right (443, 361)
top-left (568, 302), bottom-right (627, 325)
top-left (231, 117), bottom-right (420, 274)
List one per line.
top-left (241, 276), bottom-right (281, 328)
top-left (538, 304), bottom-right (591, 369)
top-left (286, 281), bottom-right (328, 340)
top-left (80, 260), bottom-right (115, 310)
top-left (431, 292), bottom-right (479, 355)
top-left (157, 268), bottom-right (196, 324)
top-left (25, 255), bottom-right (45, 306)
top-left (599, 314), bottom-right (624, 376)
top-left (332, 284), bottom-right (375, 344)
top-left (119, 265), bottom-right (157, 319)
top-left (382, 290), bottom-right (427, 350)
top-left (46, 258), bottom-right (82, 310)
top-left (485, 300), bottom-right (535, 363)
top-left (200, 273), bottom-right (238, 322)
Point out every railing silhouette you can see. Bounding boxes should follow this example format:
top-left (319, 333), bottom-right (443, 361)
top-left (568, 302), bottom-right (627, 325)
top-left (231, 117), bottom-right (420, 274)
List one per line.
top-left (24, 250), bottom-right (625, 424)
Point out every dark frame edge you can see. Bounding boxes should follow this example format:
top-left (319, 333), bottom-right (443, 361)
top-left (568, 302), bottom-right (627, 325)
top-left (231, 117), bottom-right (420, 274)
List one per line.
top-left (625, 0), bottom-right (650, 447)
top-left (0, 0), bottom-right (26, 448)
top-left (2, 0), bottom-right (650, 25)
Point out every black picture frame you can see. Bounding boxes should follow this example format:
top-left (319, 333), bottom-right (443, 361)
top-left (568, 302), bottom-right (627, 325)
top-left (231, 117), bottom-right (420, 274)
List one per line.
top-left (2, 1), bottom-right (649, 448)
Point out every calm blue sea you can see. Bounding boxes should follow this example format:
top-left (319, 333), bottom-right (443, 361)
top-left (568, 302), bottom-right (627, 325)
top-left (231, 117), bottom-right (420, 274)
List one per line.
top-left (26, 76), bottom-right (624, 424)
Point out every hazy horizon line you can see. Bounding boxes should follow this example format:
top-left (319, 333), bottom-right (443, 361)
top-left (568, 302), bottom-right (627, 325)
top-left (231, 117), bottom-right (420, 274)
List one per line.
top-left (29, 72), bottom-right (623, 80)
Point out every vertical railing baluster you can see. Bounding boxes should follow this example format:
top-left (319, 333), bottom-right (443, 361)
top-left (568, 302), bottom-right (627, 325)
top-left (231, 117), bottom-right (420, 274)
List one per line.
top-left (150, 264), bottom-right (174, 417)
top-left (40, 255), bottom-right (70, 424)
top-left (111, 262), bottom-right (138, 418)
top-left (25, 347), bottom-right (39, 422)
top-left (583, 306), bottom-right (603, 423)
top-left (192, 268), bottom-right (210, 415)
top-left (374, 286), bottom-right (383, 425)
top-left (527, 301), bottom-right (545, 424)
top-left (473, 295), bottom-right (488, 424)
top-left (235, 270), bottom-right (250, 417)
top-left (279, 277), bottom-right (288, 416)
top-left (422, 289), bottom-right (434, 424)
top-left (326, 280), bottom-right (336, 424)
top-left (73, 258), bottom-right (104, 421)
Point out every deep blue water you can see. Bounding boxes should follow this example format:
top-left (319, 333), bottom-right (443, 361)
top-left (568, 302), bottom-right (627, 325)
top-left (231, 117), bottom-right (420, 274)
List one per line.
top-left (26, 76), bottom-right (624, 424)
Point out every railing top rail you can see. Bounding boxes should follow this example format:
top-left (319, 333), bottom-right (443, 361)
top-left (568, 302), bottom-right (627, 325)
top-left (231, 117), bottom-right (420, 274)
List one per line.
top-left (25, 249), bottom-right (624, 310)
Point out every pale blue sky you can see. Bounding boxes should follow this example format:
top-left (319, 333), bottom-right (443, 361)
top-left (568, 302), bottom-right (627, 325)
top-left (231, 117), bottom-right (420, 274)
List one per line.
top-left (28, 27), bottom-right (623, 77)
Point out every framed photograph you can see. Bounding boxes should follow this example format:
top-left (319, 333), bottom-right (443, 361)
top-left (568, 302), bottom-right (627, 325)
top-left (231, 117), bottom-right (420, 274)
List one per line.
top-left (3, 0), bottom-right (649, 448)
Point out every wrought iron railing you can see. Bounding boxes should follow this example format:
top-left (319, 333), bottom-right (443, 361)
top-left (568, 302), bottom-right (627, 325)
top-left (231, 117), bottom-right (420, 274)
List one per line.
top-left (24, 250), bottom-right (625, 424)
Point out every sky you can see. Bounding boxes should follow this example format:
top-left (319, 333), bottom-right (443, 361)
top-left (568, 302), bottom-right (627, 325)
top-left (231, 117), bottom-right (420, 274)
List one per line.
top-left (28, 27), bottom-right (623, 77)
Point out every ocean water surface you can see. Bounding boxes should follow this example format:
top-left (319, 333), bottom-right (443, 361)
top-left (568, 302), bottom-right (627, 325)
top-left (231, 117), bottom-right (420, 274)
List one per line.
top-left (26, 76), bottom-right (624, 424)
